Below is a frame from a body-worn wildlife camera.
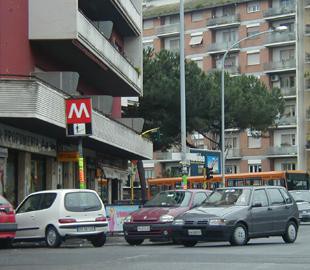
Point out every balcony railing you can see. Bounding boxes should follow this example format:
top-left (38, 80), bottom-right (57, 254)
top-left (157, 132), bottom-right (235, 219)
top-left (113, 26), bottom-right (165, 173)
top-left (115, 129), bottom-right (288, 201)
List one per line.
top-left (226, 148), bottom-right (241, 159)
top-left (263, 3), bottom-right (296, 18)
top-left (265, 31), bottom-right (296, 45)
top-left (155, 23), bottom-right (180, 37)
top-left (264, 59), bottom-right (296, 72)
top-left (281, 87), bottom-right (296, 96)
top-left (207, 41), bottom-right (239, 53)
top-left (267, 145), bottom-right (297, 156)
top-left (212, 66), bottom-right (240, 75)
top-left (207, 14), bottom-right (240, 27)
top-left (275, 115), bottom-right (297, 126)
top-left (305, 79), bottom-right (310, 90)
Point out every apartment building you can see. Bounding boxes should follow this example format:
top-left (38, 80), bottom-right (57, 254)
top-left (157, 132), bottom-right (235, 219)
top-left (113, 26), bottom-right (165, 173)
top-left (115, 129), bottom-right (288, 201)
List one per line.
top-left (0, 0), bottom-right (152, 206)
top-left (142, 0), bottom-right (303, 176)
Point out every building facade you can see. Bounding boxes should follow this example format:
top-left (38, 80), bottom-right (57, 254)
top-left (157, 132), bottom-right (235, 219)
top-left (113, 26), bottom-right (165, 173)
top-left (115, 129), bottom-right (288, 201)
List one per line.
top-left (0, 0), bottom-right (152, 206)
top-left (142, 0), bottom-right (305, 176)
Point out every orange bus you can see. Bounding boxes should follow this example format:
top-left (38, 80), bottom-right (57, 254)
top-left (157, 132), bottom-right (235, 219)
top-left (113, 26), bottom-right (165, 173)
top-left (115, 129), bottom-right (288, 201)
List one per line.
top-left (147, 171), bottom-right (309, 199)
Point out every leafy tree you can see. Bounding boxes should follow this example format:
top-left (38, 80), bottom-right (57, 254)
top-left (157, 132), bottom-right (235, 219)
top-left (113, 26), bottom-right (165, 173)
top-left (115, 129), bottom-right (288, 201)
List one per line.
top-left (123, 49), bottom-right (284, 151)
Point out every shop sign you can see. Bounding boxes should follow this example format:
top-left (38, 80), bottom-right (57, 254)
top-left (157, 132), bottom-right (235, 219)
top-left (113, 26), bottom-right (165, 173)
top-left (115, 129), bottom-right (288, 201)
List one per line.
top-left (57, 151), bottom-right (79, 162)
top-left (65, 98), bottom-right (92, 136)
top-left (0, 123), bottom-right (56, 156)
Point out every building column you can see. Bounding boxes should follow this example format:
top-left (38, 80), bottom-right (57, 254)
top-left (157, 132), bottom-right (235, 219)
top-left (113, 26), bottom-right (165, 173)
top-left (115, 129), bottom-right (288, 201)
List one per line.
top-left (17, 152), bottom-right (31, 203)
top-left (46, 157), bottom-right (57, 189)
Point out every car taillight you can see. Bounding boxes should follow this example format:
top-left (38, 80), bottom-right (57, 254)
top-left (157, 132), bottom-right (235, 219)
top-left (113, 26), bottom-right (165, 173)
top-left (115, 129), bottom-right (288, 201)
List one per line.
top-left (95, 217), bottom-right (107, 222)
top-left (0, 206), bottom-right (14, 214)
top-left (58, 218), bottom-right (76, 224)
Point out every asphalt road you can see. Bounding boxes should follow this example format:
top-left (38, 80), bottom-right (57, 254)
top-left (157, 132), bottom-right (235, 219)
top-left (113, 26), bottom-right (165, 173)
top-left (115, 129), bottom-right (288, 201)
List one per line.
top-left (1, 224), bottom-right (310, 270)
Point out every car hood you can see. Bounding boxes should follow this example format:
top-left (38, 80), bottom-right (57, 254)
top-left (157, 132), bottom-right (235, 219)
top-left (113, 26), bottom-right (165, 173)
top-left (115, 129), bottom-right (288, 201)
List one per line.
top-left (131, 206), bottom-right (189, 222)
top-left (180, 205), bottom-right (245, 219)
top-left (296, 201), bottom-right (310, 211)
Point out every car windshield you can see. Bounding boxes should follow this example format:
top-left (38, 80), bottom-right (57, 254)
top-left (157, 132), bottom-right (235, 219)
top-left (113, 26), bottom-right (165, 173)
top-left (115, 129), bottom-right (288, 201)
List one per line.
top-left (65, 192), bottom-right (102, 212)
top-left (144, 191), bottom-right (191, 207)
top-left (202, 189), bottom-right (251, 207)
top-left (290, 191), bottom-right (310, 203)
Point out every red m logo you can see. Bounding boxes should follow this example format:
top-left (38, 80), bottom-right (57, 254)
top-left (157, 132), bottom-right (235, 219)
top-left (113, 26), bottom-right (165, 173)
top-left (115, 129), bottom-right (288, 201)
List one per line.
top-left (65, 98), bottom-right (92, 124)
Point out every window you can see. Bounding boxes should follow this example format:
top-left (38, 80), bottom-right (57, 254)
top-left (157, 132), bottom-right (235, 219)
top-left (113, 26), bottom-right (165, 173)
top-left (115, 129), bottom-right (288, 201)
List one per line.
top-left (248, 136), bottom-right (261, 148)
top-left (280, 75), bottom-right (295, 88)
top-left (215, 55), bottom-right (237, 69)
top-left (225, 165), bottom-right (238, 174)
top-left (249, 164), bottom-right (262, 173)
top-left (279, 188), bottom-right (293, 204)
top-left (284, 104), bottom-right (296, 117)
top-left (189, 33), bottom-right (203, 46)
top-left (40, 193), bottom-right (57, 210)
top-left (145, 169), bottom-right (154, 180)
top-left (281, 162), bottom-right (296, 171)
top-left (222, 30), bottom-right (237, 42)
top-left (193, 193), bottom-right (207, 206)
top-left (223, 5), bottom-right (235, 16)
top-left (247, 52), bottom-right (260, 65)
top-left (17, 194), bottom-right (42, 213)
top-left (247, 26), bottom-right (260, 38)
top-left (191, 10), bottom-right (203, 22)
top-left (280, 48), bottom-right (295, 61)
top-left (280, 0), bottom-right (293, 8)
top-left (247, 1), bottom-right (260, 13)
top-left (226, 137), bottom-right (238, 149)
top-left (279, 22), bottom-right (295, 33)
top-left (252, 189), bottom-right (269, 207)
top-left (281, 134), bottom-right (296, 146)
top-left (143, 41), bottom-right (154, 50)
top-left (166, 15), bottom-right (179, 25)
top-left (65, 192), bottom-right (102, 212)
top-left (143, 19), bottom-right (153, 30)
top-left (266, 188), bottom-right (285, 205)
top-left (191, 58), bottom-right (203, 69)
top-left (164, 37), bottom-right (180, 52)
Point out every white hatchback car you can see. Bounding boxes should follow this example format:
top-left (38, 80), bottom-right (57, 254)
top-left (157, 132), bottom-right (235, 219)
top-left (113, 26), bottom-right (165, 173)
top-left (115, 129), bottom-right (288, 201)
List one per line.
top-left (14, 189), bottom-right (108, 248)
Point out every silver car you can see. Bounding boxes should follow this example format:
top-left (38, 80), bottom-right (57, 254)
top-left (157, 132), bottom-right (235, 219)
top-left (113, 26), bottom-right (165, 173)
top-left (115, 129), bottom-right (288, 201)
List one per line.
top-left (172, 186), bottom-right (299, 247)
top-left (289, 190), bottom-right (310, 222)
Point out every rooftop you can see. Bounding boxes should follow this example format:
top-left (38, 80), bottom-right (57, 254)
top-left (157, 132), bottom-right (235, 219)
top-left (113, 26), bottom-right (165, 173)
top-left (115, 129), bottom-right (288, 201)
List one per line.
top-left (143, 0), bottom-right (249, 18)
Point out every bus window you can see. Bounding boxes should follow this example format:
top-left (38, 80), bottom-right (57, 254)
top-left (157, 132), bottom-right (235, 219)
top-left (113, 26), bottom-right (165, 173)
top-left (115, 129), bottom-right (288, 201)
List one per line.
top-left (287, 173), bottom-right (310, 190)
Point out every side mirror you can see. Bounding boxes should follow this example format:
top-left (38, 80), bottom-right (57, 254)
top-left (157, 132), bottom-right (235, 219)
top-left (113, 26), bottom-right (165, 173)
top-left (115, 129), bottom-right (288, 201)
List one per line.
top-left (252, 202), bottom-right (263, 208)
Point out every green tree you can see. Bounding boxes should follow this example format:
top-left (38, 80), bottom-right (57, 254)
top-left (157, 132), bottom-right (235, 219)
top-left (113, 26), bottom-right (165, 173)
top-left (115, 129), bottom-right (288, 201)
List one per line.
top-left (123, 49), bottom-right (284, 151)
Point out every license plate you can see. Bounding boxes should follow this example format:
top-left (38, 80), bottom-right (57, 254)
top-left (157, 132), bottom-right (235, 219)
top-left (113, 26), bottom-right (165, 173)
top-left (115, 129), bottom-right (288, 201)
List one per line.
top-left (137, 226), bottom-right (150, 232)
top-left (302, 211), bottom-right (308, 214)
top-left (188, 229), bottom-right (202, 236)
top-left (77, 226), bottom-right (95, 232)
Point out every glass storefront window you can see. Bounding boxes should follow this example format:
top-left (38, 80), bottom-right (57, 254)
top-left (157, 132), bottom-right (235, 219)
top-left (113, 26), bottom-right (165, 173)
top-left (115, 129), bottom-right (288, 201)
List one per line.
top-left (31, 155), bottom-right (46, 193)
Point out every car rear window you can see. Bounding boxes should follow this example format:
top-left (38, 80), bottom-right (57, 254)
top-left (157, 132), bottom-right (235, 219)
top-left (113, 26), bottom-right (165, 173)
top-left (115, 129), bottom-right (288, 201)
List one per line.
top-left (0, 196), bottom-right (9, 205)
top-left (65, 192), bottom-right (102, 212)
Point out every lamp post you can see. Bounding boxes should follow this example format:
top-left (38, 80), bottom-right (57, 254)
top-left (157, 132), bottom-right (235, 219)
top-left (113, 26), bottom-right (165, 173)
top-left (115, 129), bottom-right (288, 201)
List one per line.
top-left (180, 0), bottom-right (187, 180)
top-left (221, 26), bottom-right (288, 186)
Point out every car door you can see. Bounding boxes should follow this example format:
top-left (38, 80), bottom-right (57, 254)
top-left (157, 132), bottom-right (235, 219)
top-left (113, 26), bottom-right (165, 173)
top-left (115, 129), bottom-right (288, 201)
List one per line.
top-left (249, 188), bottom-right (274, 236)
top-left (15, 194), bottom-right (42, 239)
top-left (266, 188), bottom-right (288, 233)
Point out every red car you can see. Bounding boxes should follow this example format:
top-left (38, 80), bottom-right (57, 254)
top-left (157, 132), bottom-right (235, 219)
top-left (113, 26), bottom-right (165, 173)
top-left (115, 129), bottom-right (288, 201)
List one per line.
top-left (123, 189), bottom-right (211, 245)
top-left (0, 195), bottom-right (17, 248)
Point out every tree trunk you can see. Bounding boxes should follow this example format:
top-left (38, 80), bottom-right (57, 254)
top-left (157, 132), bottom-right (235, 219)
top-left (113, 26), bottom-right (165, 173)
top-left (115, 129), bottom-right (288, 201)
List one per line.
top-left (137, 160), bottom-right (147, 203)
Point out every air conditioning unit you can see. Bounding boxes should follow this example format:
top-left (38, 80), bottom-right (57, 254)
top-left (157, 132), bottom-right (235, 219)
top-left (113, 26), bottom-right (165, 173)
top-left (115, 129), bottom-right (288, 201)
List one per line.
top-left (271, 75), bottom-right (279, 82)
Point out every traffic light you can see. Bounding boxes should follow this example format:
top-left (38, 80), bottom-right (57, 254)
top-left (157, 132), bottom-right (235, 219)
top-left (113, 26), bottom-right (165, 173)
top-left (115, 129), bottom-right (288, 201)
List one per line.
top-left (206, 167), bottom-right (213, 179)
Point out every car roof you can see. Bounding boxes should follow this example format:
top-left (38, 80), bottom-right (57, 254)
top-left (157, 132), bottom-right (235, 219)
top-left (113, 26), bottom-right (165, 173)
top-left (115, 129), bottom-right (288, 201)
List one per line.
top-left (219, 186), bottom-right (286, 190)
top-left (25, 189), bottom-right (97, 196)
top-left (162, 189), bottom-right (211, 193)
top-left (289, 190), bottom-right (310, 193)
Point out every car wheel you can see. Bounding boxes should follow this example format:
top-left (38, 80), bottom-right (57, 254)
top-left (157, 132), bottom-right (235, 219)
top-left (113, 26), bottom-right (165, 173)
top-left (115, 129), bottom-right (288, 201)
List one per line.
top-left (182, 240), bottom-right (197, 247)
top-left (0, 239), bottom-right (13, 249)
top-left (230, 223), bottom-right (248, 246)
top-left (282, 221), bottom-right (297, 244)
top-left (125, 239), bottom-right (144, 246)
top-left (45, 226), bottom-right (62, 248)
top-left (90, 233), bottom-right (106, 247)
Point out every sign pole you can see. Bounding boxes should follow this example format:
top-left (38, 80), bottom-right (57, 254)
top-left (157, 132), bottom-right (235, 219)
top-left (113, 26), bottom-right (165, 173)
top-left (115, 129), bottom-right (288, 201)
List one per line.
top-left (78, 137), bottom-right (86, 189)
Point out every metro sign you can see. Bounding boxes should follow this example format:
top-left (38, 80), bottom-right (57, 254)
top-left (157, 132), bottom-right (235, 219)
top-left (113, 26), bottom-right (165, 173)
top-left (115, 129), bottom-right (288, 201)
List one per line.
top-left (65, 98), bottom-right (92, 136)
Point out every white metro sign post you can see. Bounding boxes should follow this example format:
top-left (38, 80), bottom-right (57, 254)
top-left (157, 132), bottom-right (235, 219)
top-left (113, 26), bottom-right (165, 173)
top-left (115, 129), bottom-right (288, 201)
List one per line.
top-left (65, 98), bottom-right (93, 189)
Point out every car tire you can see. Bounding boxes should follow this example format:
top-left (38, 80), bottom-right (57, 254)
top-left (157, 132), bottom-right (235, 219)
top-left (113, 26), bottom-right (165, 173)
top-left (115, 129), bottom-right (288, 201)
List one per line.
top-left (45, 226), bottom-right (62, 248)
top-left (125, 239), bottom-right (144, 246)
top-left (230, 223), bottom-right (248, 246)
top-left (0, 239), bottom-right (13, 249)
top-left (90, 233), bottom-right (106, 247)
top-left (182, 240), bottom-right (197, 247)
top-left (282, 221), bottom-right (297, 244)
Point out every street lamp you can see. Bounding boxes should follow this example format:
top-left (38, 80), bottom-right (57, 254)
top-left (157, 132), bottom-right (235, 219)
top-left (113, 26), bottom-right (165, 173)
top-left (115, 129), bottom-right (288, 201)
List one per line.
top-left (220, 25), bottom-right (288, 186)
top-left (179, 0), bottom-right (187, 179)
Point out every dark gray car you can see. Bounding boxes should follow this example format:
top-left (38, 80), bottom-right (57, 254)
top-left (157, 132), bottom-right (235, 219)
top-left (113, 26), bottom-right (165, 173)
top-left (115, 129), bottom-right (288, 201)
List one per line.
top-left (171, 186), bottom-right (299, 247)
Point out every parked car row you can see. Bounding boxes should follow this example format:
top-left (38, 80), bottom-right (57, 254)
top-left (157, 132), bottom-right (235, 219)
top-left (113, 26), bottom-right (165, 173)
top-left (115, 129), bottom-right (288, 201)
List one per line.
top-left (123, 186), bottom-right (300, 247)
top-left (0, 187), bottom-right (308, 249)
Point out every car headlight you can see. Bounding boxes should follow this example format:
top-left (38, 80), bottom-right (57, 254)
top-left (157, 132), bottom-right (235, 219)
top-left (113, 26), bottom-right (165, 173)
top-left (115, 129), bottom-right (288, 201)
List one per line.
top-left (124, 215), bottom-right (132, 223)
top-left (160, 214), bottom-right (174, 222)
top-left (173, 219), bottom-right (185, 225)
top-left (209, 218), bottom-right (226, 226)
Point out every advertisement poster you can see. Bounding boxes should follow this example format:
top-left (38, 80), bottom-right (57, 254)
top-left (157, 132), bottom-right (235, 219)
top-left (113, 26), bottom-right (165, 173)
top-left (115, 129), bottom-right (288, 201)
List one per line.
top-left (106, 205), bottom-right (139, 232)
top-left (206, 155), bottom-right (220, 174)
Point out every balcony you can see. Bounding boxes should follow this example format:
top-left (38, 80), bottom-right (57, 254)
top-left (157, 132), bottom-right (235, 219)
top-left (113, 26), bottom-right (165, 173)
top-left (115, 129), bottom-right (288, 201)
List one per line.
top-left (207, 41), bottom-right (240, 54)
top-left (226, 148), bottom-right (241, 159)
top-left (305, 25), bottom-right (310, 36)
top-left (212, 66), bottom-right (240, 76)
top-left (281, 87), bottom-right (296, 97)
top-left (264, 59), bottom-right (296, 73)
top-left (305, 79), bottom-right (310, 90)
top-left (267, 145), bottom-right (297, 157)
top-left (206, 14), bottom-right (240, 29)
top-left (155, 23), bottom-right (180, 37)
top-left (305, 0), bottom-right (310, 8)
top-left (29, 0), bottom-right (142, 97)
top-left (275, 116), bottom-right (297, 126)
top-left (265, 31), bottom-right (296, 47)
top-left (0, 77), bottom-right (152, 160)
top-left (263, 3), bottom-right (296, 20)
